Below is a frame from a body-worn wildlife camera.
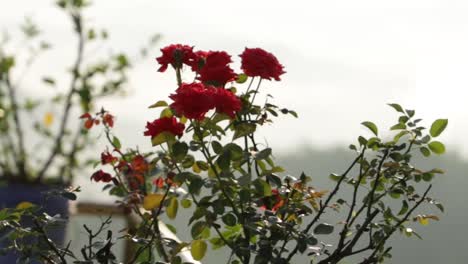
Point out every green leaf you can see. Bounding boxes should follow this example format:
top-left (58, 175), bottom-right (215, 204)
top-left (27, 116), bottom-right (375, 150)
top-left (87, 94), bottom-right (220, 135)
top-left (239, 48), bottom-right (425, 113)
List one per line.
top-left (420, 147), bottom-right (431, 157)
top-left (388, 103), bottom-right (404, 113)
top-left (255, 148), bottom-right (272, 160)
top-left (329, 173), bottom-right (342, 182)
top-left (216, 151), bottom-right (231, 171)
top-left (224, 143), bottom-right (244, 161)
top-left (288, 110), bottom-right (298, 118)
top-left (233, 123), bottom-right (256, 140)
top-left (222, 213), bottom-right (237, 226)
top-left (172, 141), bottom-right (188, 161)
top-left (211, 141), bottom-right (223, 154)
top-left (430, 119), bottom-right (448, 137)
top-left (390, 123), bottom-right (406, 130)
top-left (112, 136), bottom-right (121, 150)
top-left (236, 73), bottom-right (248, 84)
top-left (397, 201), bottom-right (409, 216)
top-left (181, 199), bottom-right (192, 208)
top-left (406, 109), bottom-right (415, 117)
top-left (361, 121), bottom-right (378, 136)
top-left (166, 224), bottom-right (177, 234)
top-left (314, 223), bottom-right (334, 235)
top-left (422, 172), bottom-right (434, 182)
top-left (166, 197), bottom-right (178, 219)
top-left (253, 179), bottom-right (272, 196)
top-left (209, 237), bottom-right (225, 250)
top-left (428, 141), bottom-right (446, 154)
top-left (191, 240), bottom-right (207, 261)
top-left (148, 100), bottom-right (168, 108)
top-left (191, 221), bottom-right (207, 239)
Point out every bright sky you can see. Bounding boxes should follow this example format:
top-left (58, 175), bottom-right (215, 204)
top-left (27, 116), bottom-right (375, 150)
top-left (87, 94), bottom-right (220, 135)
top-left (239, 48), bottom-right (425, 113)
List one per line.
top-left (2, 0), bottom-right (467, 158)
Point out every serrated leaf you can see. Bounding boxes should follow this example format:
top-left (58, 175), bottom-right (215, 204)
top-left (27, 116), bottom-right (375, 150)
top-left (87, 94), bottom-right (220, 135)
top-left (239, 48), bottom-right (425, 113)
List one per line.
top-left (430, 119), bottom-right (448, 137)
top-left (361, 121), bottom-right (378, 136)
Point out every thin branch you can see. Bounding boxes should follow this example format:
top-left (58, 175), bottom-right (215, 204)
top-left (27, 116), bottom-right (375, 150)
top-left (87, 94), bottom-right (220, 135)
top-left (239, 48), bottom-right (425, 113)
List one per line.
top-left (33, 219), bottom-right (68, 264)
top-left (37, 12), bottom-right (84, 181)
top-left (5, 72), bottom-right (27, 179)
top-left (285, 152), bottom-right (364, 262)
top-left (360, 184), bottom-right (432, 264)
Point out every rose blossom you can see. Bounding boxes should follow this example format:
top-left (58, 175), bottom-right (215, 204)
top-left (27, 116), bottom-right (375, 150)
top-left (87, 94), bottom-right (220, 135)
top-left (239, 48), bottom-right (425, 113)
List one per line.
top-left (169, 82), bottom-right (215, 120)
top-left (212, 88), bottom-right (241, 118)
top-left (239, 47), bottom-right (285, 81)
top-left (156, 44), bottom-right (196, 72)
top-left (144, 117), bottom-right (185, 138)
top-left (196, 51), bottom-right (236, 87)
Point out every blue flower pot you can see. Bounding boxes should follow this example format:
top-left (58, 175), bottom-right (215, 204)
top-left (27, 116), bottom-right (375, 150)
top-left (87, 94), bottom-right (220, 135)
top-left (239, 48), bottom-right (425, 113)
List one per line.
top-left (0, 183), bottom-right (69, 263)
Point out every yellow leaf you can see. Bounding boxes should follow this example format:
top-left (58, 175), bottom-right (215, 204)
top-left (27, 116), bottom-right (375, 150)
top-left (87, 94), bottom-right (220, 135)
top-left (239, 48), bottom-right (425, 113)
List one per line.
top-left (151, 132), bottom-right (175, 146)
top-left (148, 100), bottom-right (168, 108)
top-left (16, 201), bottom-right (34, 210)
top-left (191, 240), bottom-right (207, 261)
top-left (160, 107), bottom-right (173, 118)
top-left (180, 115), bottom-right (188, 124)
top-left (192, 162), bottom-right (201, 173)
top-left (143, 193), bottom-right (164, 211)
top-left (418, 217), bottom-right (429, 226)
top-left (43, 112), bottom-right (54, 127)
top-left (166, 197), bottom-right (178, 219)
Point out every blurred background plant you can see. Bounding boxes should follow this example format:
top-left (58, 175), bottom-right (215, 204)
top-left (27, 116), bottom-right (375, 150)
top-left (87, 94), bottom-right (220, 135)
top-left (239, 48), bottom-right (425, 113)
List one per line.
top-left (0, 0), bottom-right (158, 185)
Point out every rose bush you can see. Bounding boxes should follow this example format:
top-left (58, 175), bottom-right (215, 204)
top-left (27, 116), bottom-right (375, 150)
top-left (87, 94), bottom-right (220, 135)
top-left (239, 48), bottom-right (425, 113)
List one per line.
top-left (1, 43), bottom-right (448, 264)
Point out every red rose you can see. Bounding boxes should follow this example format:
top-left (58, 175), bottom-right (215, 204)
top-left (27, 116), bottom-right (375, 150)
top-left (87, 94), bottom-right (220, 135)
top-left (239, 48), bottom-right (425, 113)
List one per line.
top-left (169, 82), bottom-right (215, 120)
top-left (196, 51), bottom-right (236, 87)
top-left (101, 151), bottom-right (118, 165)
top-left (91, 170), bottom-right (113, 183)
top-left (144, 117), bottom-right (185, 138)
top-left (212, 88), bottom-right (241, 118)
top-left (190, 50), bottom-right (210, 72)
top-left (156, 44), bottom-right (196, 72)
top-left (239, 48), bottom-right (285, 81)
top-left (102, 113), bottom-right (114, 127)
